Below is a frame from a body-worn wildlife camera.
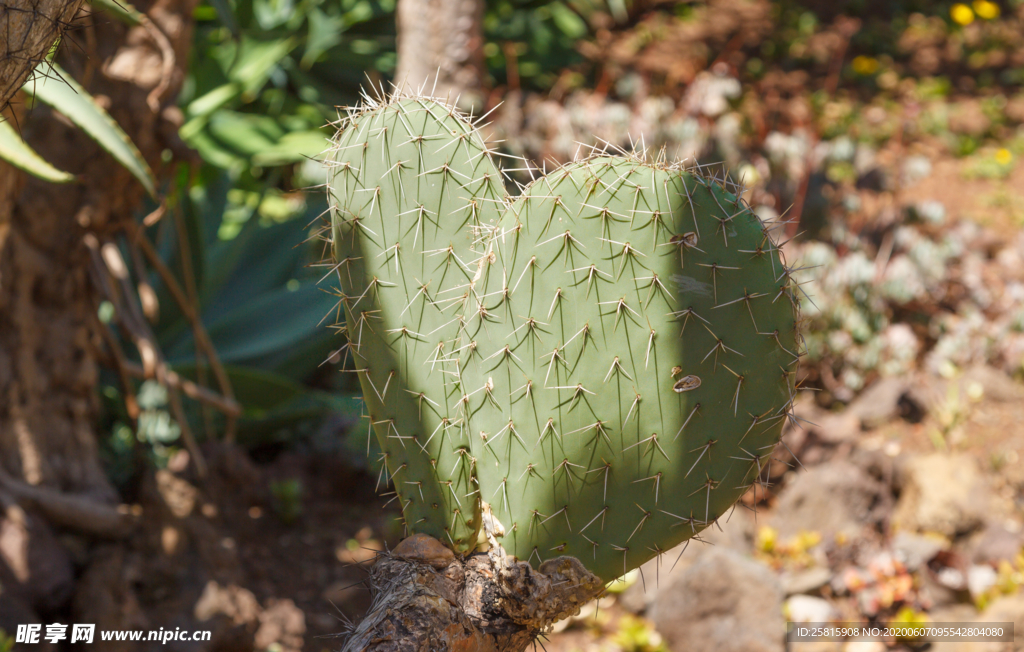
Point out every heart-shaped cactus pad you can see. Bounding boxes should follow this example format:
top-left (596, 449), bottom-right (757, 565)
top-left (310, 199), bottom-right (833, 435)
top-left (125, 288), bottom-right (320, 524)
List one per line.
top-left (327, 95), bottom-right (800, 582)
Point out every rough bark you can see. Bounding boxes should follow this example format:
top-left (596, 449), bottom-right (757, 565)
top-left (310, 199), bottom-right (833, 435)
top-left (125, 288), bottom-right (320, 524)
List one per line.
top-left (341, 534), bottom-right (604, 652)
top-left (0, 0), bottom-right (197, 507)
top-left (0, 0), bottom-right (83, 109)
top-left (395, 0), bottom-right (485, 110)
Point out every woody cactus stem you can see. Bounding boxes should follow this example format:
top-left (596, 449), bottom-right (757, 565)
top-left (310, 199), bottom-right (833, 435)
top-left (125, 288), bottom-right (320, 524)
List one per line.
top-left (326, 92), bottom-right (801, 648)
top-left (0, 0), bottom-right (84, 108)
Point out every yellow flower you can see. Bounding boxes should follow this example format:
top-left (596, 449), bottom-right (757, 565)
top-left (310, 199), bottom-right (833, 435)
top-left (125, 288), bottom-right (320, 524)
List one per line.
top-left (951, 3), bottom-right (975, 25)
top-left (755, 525), bottom-right (778, 553)
top-left (995, 148), bottom-right (1013, 165)
top-left (851, 55), bottom-right (879, 76)
top-left (973, 0), bottom-right (1000, 19)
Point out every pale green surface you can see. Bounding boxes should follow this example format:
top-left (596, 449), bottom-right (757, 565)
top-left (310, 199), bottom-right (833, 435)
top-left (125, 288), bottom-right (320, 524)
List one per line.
top-left (329, 98), bottom-right (798, 580)
top-left (0, 119), bottom-right (74, 183)
top-left (329, 99), bottom-right (506, 552)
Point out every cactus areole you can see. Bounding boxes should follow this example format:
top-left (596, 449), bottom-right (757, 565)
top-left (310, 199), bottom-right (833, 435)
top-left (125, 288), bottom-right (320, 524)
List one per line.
top-left (327, 95), bottom-right (800, 588)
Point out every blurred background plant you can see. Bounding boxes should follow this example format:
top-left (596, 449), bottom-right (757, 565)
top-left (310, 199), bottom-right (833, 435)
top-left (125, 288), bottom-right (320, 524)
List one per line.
top-left (93, 0), bottom-right (1024, 475)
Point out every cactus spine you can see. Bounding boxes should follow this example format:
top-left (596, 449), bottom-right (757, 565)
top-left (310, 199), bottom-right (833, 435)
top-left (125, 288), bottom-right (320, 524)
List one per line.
top-left (327, 94), bottom-right (800, 582)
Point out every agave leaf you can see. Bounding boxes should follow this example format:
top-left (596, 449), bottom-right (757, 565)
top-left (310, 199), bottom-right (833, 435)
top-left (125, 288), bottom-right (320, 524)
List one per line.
top-left (0, 119), bottom-right (74, 183)
top-left (165, 284), bottom-right (333, 366)
top-left (206, 111), bottom-right (284, 157)
top-left (207, 0), bottom-right (241, 37)
top-left (251, 130), bottom-right (328, 166)
top-left (24, 63), bottom-right (156, 197)
top-left (87, 0), bottom-right (143, 24)
top-left (184, 38), bottom-right (298, 122)
top-left (204, 220), bottom-right (308, 314)
top-left (169, 363), bottom-right (360, 446)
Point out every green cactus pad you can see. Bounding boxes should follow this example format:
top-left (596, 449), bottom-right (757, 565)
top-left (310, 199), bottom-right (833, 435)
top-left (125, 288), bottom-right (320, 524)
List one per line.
top-left (327, 95), bottom-right (799, 581)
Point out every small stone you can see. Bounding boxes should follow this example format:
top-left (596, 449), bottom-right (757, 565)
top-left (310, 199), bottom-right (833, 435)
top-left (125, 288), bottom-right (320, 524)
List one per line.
top-left (966, 565), bottom-right (997, 600)
top-left (901, 155), bottom-right (932, 187)
top-left (650, 547), bottom-right (784, 652)
top-left (771, 460), bottom-right (883, 541)
top-left (254, 598), bottom-right (305, 652)
top-left (781, 567), bottom-right (833, 596)
top-left (967, 521), bottom-right (1024, 565)
top-left (194, 581), bottom-right (261, 626)
top-left (892, 454), bottom-right (989, 537)
top-left (979, 593), bottom-right (1024, 636)
top-left (845, 377), bottom-right (912, 429)
top-left (786, 595), bottom-right (837, 623)
top-left (620, 510), bottom-right (755, 613)
top-left (892, 532), bottom-right (946, 571)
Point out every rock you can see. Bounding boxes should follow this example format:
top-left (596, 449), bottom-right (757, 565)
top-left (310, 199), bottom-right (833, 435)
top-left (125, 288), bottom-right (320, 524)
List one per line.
top-left (254, 598), bottom-right (305, 652)
top-left (892, 531), bottom-right (946, 571)
top-left (846, 377), bottom-right (912, 429)
top-left (892, 454), bottom-right (989, 537)
top-left (905, 367), bottom-right (1023, 419)
top-left (960, 365), bottom-right (1024, 403)
top-left (968, 521), bottom-right (1024, 565)
top-left (786, 595), bottom-right (836, 623)
top-left (978, 593), bottom-right (1024, 649)
top-left (619, 508), bottom-right (755, 613)
top-left (781, 567), bottom-right (833, 596)
top-left (155, 469), bottom-right (198, 519)
top-left (930, 594), bottom-right (1024, 652)
top-left (926, 604), bottom-right (983, 651)
top-left (770, 460), bottom-right (884, 541)
top-left (194, 581), bottom-right (261, 626)
top-left (966, 565), bottom-right (997, 600)
top-left (650, 547), bottom-right (784, 652)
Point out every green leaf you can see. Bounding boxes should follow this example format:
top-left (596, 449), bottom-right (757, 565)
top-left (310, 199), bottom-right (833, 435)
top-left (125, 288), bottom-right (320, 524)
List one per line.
top-left (302, 7), bottom-right (344, 68)
top-left (253, 0), bottom-right (294, 29)
top-left (181, 38), bottom-right (298, 140)
top-left (252, 130), bottom-right (328, 166)
top-left (550, 2), bottom-right (586, 38)
top-left (24, 63), bottom-right (156, 197)
top-left (0, 119), bottom-right (74, 183)
top-left (231, 37), bottom-right (298, 97)
top-left (206, 111), bottom-right (284, 157)
top-left (87, 0), bottom-right (143, 24)
top-left (207, 0), bottom-right (241, 36)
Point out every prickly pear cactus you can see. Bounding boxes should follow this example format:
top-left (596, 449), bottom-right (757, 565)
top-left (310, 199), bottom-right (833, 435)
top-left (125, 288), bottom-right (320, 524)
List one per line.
top-left (326, 94), bottom-right (800, 582)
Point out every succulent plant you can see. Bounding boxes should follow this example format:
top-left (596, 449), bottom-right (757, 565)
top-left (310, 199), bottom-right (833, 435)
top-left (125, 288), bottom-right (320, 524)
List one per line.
top-left (326, 94), bottom-right (800, 582)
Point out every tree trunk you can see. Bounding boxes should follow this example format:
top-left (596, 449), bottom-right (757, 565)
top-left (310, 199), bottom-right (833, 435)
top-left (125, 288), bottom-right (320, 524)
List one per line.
top-left (0, 0), bottom-right (197, 627)
top-left (395, 0), bottom-right (485, 110)
top-left (0, 0), bottom-right (196, 497)
top-left (341, 535), bottom-right (604, 652)
top-left (0, 0), bottom-right (84, 109)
